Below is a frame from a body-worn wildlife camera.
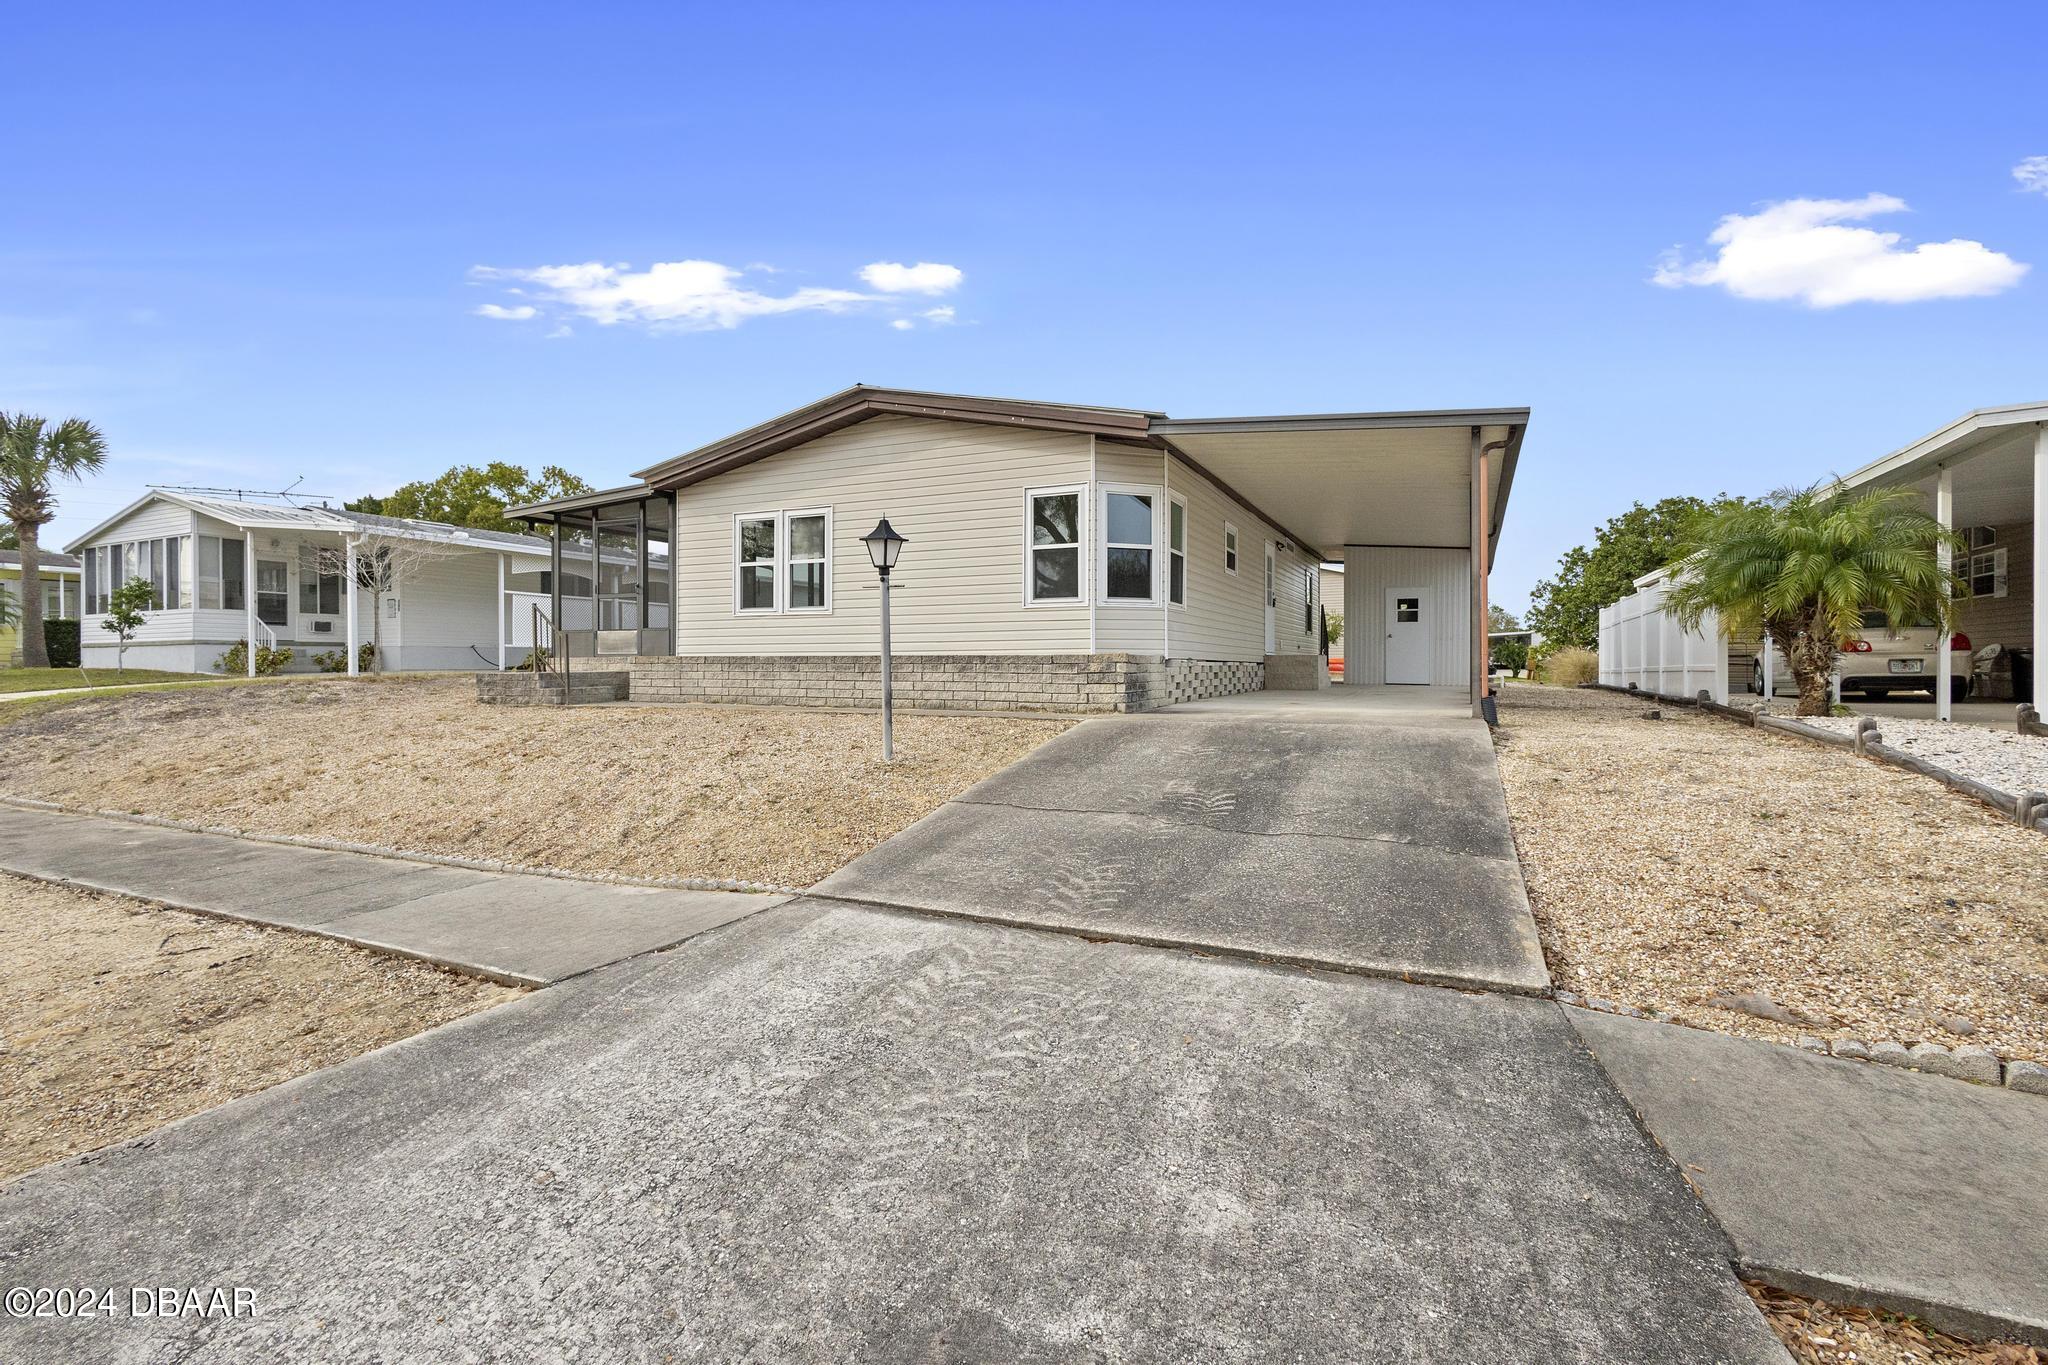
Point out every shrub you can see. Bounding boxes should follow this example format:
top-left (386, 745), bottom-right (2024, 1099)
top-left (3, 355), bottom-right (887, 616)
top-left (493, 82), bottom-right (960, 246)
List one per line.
top-left (216, 639), bottom-right (295, 676)
top-left (42, 618), bottom-right (80, 669)
top-left (311, 642), bottom-right (377, 674)
top-left (1537, 646), bottom-right (1598, 687)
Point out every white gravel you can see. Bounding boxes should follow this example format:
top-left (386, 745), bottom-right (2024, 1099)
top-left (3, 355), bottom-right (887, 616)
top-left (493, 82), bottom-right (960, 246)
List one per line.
top-left (1798, 715), bottom-right (2048, 796)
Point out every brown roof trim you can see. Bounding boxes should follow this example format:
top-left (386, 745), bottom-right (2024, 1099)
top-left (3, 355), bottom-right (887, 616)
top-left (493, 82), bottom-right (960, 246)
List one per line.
top-left (633, 385), bottom-right (1158, 490)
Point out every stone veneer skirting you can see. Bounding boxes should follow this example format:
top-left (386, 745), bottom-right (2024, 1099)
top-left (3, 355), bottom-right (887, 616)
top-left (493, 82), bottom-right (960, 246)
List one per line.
top-left (620, 654), bottom-right (1265, 714)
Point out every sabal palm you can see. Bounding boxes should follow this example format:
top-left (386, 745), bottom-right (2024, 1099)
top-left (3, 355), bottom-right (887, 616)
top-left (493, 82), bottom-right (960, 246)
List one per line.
top-left (1, 413), bottom-right (110, 668)
top-left (1665, 482), bottom-right (1962, 716)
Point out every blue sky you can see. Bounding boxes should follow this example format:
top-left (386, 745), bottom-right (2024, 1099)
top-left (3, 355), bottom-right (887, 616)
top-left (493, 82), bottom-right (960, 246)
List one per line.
top-left (8, 1), bottom-right (2046, 610)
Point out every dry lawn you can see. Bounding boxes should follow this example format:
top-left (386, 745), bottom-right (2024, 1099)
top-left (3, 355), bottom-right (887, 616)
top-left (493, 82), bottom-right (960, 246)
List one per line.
top-left (1495, 683), bottom-right (2048, 1058)
top-left (0, 676), bottom-right (1072, 887)
top-left (0, 873), bottom-right (520, 1183)
top-left (1747, 1282), bottom-right (2043, 1365)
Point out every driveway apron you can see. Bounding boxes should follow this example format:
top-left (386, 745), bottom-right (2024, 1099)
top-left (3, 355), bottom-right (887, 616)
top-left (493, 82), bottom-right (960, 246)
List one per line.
top-left (816, 702), bottom-right (1548, 994)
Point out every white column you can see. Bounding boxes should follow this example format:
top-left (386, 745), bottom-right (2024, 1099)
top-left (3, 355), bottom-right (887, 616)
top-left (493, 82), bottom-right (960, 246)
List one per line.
top-left (2035, 424), bottom-right (2048, 710)
top-left (243, 535), bottom-right (257, 678)
top-left (345, 538), bottom-right (360, 677)
top-left (496, 553), bottom-right (508, 669)
top-left (1936, 464), bottom-right (1954, 722)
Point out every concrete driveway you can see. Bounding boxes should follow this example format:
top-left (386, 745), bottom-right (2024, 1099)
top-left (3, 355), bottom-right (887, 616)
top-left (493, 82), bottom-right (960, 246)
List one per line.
top-left (0, 903), bottom-right (1783, 1363)
top-left (818, 694), bottom-right (1547, 993)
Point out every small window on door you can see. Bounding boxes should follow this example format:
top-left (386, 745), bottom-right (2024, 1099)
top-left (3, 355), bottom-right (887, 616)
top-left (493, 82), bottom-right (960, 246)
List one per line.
top-left (1395, 597), bottom-right (1420, 623)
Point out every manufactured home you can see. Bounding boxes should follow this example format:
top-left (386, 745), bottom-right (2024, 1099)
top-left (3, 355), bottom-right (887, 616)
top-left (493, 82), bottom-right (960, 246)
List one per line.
top-left (508, 387), bottom-right (1525, 716)
top-left (64, 492), bottom-right (571, 674)
top-left (1, 550), bottom-right (83, 666)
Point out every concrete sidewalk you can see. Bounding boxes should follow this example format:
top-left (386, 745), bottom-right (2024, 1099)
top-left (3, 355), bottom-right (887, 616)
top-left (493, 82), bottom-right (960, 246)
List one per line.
top-left (817, 705), bottom-right (1547, 993)
top-left (1571, 1007), bottom-right (2048, 1347)
top-left (0, 903), bottom-right (1785, 1364)
top-left (0, 805), bottom-right (785, 985)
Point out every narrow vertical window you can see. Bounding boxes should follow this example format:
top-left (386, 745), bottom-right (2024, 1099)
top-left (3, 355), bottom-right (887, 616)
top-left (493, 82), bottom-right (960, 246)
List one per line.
top-left (220, 539), bottom-right (246, 611)
top-left (1304, 566), bottom-right (1314, 632)
top-left (1026, 488), bottom-right (1082, 604)
top-left (1167, 496), bottom-right (1187, 606)
top-left (736, 515), bottom-right (778, 612)
top-left (83, 547), bottom-right (96, 615)
top-left (786, 511), bottom-right (829, 611)
top-left (1223, 522), bottom-right (1239, 575)
top-left (1102, 488), bottom-right (1156, 602)
top-left (197, 537), bottom-right (223, 609)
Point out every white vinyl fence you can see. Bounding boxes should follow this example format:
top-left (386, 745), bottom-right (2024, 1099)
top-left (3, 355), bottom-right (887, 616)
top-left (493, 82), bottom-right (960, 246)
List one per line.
top-left (1598, 573), bottom-right (1730, 703)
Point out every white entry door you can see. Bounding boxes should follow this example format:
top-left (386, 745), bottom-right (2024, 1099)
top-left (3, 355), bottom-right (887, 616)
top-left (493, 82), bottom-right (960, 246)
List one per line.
top-left (1384, 587), bottom-right (1430, 684)
top-left (1263, 543), bottom-right (1277, 654)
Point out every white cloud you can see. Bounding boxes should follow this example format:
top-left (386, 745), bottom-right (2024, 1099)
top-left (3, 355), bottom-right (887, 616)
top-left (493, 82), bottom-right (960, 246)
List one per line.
top-left (921, 305), bottom-right (957, 323)
top-left (889, 319), bottom-right (915, 331)
top-left (468, 260), bottom-right (869, 331)
top-left (1652, 194), bottom-right (2027, 306)
top-left (2016, 157), bottom-right (2048, 196)
top-left (859, 261), bottom-right (963, 295)
top-left (472, 303), bottom-right (537, 321)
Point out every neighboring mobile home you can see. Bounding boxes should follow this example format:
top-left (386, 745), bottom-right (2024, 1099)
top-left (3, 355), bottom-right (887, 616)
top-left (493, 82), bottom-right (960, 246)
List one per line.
top-left (1, 550), bottom-right (83, 666)
top-left (509, 386), bottom-right (1526, 715)
top-left (64, 493), bottom-right (563, 674)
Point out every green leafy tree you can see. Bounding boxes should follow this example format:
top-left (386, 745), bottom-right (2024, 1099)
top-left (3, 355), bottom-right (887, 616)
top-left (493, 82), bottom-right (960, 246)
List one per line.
top-left (1664, 482), bottom-right (1961, 717)
top-left (101, 577), bottom-right (154, 673)
top-left (1489, 604), bottom-right (1529, 674)
top-left (347, 462), bottom-right (592, 534)
top-left (0, 524), bottom-right (17, 550)
top-left (1, 413), bottom-right (110, 667)
top-left (1526, 496), bottom-right (1738, 651)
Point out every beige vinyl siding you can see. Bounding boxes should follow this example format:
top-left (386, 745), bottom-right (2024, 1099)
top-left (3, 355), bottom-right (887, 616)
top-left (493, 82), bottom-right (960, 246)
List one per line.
top-left (673, 414), bottom-right (1094, 656)
top-left (1955, 521), bottom-right (2031, 650)
top-left (1163, 456), bottom-right (1276, 662)
top-left (1271, 540), bottom-right (1320, 657)
top-left (1342, 546), bottom-right (1471, 686)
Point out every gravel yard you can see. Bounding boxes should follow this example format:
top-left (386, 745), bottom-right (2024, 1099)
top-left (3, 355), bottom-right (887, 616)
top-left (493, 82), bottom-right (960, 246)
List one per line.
top-left (1796, 715), bottom-right (2048, 796)
top-left (1746, 1282), bottom-right (2042, 1365)
top-left (1494, 683), bottom-right (2048, 1059)
top-left (0, 676), bottom-right (1071, 887)
top-left (0, 874), bottom-right (520, 1183)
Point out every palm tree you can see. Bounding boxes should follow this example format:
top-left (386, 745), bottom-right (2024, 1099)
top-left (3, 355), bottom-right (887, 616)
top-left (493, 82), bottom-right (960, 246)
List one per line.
top-left (1665, 481), bottom-right (1962, 717)
top-left (1, 413), bottom-right (110, 669)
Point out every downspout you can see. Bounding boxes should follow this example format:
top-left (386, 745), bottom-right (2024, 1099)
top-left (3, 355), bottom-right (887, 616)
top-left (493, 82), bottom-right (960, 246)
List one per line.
top-left (1472, 433), bottom-right (1510, 722)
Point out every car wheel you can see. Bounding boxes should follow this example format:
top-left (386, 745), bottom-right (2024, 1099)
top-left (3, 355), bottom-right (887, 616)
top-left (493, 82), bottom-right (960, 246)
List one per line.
top-left (1752, 662), bottom-right (1764, 696)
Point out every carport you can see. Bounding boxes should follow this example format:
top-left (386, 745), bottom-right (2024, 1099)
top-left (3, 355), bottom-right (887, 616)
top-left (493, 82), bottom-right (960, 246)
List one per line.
top-left (1838, 403), bottom-right (2047, 716)
top-left (1153, 408), bottom-right (1527, 719)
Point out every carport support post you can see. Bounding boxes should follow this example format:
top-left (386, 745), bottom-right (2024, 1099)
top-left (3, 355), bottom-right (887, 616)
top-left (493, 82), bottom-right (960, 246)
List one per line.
top-left (496, 552), bottom-right (507, 671)
top-left (2035, 423), bottom-right (2047, 710)
top-left (1469, 425), bottom-right (1489, 719)
top-left (1936, 464), bottom-right (1953, 722)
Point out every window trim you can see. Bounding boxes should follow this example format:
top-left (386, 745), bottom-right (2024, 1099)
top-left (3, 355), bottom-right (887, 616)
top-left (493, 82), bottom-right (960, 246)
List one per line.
top-left (1223, 521), bottom-right (1239, 576)
top-left (1963, 546), bottom-right (2007, 600)
top-left (784, 506), bottom-right (833, 615)
top-left (1022, 483), bottom-right (1088, 608)
top-left (733, 510), bottom-right (782, 615)
top-left (1167, 492), bottom-right (1188, 609)
top-left (1097, 481), bottom-right (1161, 606)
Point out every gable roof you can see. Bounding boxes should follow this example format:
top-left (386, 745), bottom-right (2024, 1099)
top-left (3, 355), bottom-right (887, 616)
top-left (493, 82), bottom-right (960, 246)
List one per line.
top-left (64, 491), bottom-right (552, 559)
top-left (630, 385), bottom-right (1161, 488)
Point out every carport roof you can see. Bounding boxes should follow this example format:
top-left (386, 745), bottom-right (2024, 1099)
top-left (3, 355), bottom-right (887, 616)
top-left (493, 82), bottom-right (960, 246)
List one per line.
top-left (509, 387), bottom-right (1529, 559)
top-left (1837, 400), bottom-right (2047, 529)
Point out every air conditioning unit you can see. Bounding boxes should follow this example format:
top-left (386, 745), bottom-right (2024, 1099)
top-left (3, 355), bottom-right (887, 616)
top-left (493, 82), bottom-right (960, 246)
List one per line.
top-left (311, 620), bottom-right (334, 634)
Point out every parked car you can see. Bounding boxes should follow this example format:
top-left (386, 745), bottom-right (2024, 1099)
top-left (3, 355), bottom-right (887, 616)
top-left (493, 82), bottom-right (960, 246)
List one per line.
top-left (1753, 612), bottom-right (1971, 702)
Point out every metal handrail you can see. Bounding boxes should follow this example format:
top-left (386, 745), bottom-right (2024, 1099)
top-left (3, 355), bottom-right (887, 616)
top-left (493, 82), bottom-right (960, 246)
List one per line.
top-left (531, 603), bottom-right (569, 706)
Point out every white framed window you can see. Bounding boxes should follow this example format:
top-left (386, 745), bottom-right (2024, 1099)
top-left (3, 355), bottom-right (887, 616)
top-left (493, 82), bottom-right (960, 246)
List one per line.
top-left (1223, 521), bottom-right (1239, 575)
top-left (785, 507), bottom-right (832, 613)
top-left (735, 513), bottom-right (779, 613)
top-left (733, 509), bottom-right (833, 615)
top-left (1962, 547), bottom-right (2007, 599)
top-left (1098, 482), bottom-right (1159, 604)
top-left (1024, 485), bottom-right (1086, 605)
top-left (1167, 493), bottom-right (1187, 607)
top-left (1304, 565), bottom-right (1315, 632)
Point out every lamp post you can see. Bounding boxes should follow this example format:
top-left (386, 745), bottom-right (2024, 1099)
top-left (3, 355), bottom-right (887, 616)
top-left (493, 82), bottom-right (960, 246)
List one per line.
top-left (860, 518), bottom-right (907, 761)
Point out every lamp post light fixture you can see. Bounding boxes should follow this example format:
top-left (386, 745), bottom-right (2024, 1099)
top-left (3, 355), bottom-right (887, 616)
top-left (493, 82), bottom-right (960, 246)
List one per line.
top-left (860, 518), bottom-right (908, 761)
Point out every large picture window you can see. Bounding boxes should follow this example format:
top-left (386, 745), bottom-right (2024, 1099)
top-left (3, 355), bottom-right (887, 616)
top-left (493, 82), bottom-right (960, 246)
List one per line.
top-left (733, 509), bottom-right (832, 615)
top-left (1025, 487), bottom-right (1084, 605)
top-left (1100, 484), bottom-right (1157, 603)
